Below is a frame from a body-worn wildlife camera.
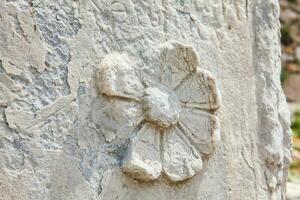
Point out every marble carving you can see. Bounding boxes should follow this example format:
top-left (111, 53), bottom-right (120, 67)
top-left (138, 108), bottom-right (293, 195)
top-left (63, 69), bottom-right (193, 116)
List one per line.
top-left (96, 41), bottom-right (221, 182)
top-left (0, 1), bottom-right (291, 199)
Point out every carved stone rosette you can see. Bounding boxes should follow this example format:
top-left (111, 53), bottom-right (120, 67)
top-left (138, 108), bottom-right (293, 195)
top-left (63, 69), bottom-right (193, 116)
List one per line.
top-left (96, 41), bottom-right (222, 182)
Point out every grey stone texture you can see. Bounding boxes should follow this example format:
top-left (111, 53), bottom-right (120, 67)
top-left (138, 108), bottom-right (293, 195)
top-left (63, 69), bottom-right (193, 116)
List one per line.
top-left (0, 0), bottom-right (292, 200)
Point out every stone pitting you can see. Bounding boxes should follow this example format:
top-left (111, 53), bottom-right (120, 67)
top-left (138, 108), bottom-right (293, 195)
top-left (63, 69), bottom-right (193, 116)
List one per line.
top-left (96, 41), bottom-right (222, 183)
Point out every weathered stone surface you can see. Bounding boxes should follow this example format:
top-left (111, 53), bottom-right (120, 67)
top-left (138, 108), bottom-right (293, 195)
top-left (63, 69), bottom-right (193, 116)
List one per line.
top-left (0, 0), bottom-right (291, 200)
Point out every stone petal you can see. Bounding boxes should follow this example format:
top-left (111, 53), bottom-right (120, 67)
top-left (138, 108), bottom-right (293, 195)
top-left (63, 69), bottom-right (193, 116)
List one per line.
top-left (96, 53), bottom-right (144, 101)
top-left (178, 108), bottom-right (220, 155)
top-left (175, 68), bottom-right (221, 110)
top-left (121, 123), bottom-right (162, 181)
top-left (159, 41), bottom-right (199, 89)
top-left (162, 126), bottom-right (203, 182)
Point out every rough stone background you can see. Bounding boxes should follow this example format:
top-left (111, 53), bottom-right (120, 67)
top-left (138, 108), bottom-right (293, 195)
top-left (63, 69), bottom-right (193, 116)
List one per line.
top-left (0, 0), bottom-right (291, 200)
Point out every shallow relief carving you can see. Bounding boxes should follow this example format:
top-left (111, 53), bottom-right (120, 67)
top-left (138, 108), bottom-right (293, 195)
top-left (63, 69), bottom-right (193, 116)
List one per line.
top-left (95, 41), bottom-right (222, 183)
